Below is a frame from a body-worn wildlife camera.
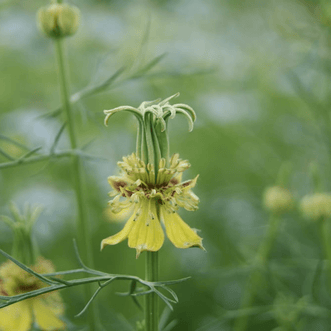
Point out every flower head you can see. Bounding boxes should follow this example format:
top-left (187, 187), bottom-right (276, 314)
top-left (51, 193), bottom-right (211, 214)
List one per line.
top-left (300, 193), bottom-right (331, 221)
top-left (0, 257), bottom-right (65, 331)
top-left (263, 186), bottom-right (294, 214)
top-left (103, 92), bottom-right (196, 132)
top-left (101, 153), bottom-right (204, 257)
top-left (37, 3), bottom-right (80, 39)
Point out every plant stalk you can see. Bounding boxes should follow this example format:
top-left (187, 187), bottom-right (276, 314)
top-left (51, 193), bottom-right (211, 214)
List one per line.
top-left (320, 219), bottom-right (331, 292)
top-left (54, 38), bottom-right (96, 330)
top-left (234, 214), bottom-right (280, 331)
top-left (145, 251), bottom-right (159, 331)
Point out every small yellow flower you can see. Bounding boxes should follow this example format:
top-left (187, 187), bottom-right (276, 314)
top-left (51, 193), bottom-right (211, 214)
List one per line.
top-left (0, 258), bottom-right (65, 331)
top-left (101, 153), bottom-right (204, 257)
top-left (263, 186), bottom-right (294, 214)
top-left (37, 3), bottom-right (80, 39)
top-left (300, 193), bottom-right (331, 221)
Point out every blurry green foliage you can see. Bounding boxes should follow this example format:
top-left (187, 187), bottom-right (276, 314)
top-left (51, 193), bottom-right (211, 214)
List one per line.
top-left (1, 0), bottom-right (331, 330)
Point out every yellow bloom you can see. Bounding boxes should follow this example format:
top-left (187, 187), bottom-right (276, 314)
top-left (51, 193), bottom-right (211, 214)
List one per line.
top-left (300, 193), bottom-right (331, 221)
top-left (0, 258), bottom-right (65, 331)
top-left (263, 186), bottom-right (294, 214)
top-left (37, 3), bottom-right (80, 39)
top-left (101, 153), bottom-right (204, 257)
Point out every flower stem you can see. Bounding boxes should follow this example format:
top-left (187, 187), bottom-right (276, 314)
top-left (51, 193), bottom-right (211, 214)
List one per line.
top-left (320, 220), bottom-right (331, 292)
top-left (54, 38), bottom-right (96, 330)
top-left (234, 214), bottom-right (280, 331)
top-left (145, 251), bottom-right (159, 331)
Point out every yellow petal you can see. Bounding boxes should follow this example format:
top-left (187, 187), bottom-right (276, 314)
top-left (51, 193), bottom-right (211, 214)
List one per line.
top-left (33, 298), bottom-right (65, 330)
top-left (0, 301), bottom-right (32, 331)
top-left (128, 201), bottom-right (164, 257)
top-left (162, 209), bottom-right (204, 249)
top-left (128, 203), bottom-right (149, 252)
top-left (104, 205), bottom-right (134, 223)
top-left (101, 213), bottom-right (136, 250)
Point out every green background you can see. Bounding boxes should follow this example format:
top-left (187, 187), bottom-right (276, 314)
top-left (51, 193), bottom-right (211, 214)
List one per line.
top-left (1, 0), bottom-right (331, 330)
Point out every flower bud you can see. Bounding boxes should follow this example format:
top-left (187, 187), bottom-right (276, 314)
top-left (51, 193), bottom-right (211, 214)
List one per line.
top-left (300, 193), bottom-right (331, 221)
top-left (263, 186), bottom-right (294, 214)
top-left (37, 3), bottom-right (80, 39)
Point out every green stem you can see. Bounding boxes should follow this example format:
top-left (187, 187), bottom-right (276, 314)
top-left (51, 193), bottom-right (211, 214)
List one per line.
top-left (234, 214), bottom-right (280, 331)
top-left (320, 220), bottom-right (331, 291)
top-left (145, 251), bottom-right (159, 331)
top-left (55, 38), bottom-right (96, 330)
top-left (0, 150), bottom-right (103, 170)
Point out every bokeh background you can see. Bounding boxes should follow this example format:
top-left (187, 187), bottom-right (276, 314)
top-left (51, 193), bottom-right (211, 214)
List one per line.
top-left (1, 0), bottom-right (331, 330)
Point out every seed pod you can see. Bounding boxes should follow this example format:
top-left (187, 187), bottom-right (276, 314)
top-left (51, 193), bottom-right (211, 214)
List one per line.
top-left (37, 3), bottom-right (80, 39)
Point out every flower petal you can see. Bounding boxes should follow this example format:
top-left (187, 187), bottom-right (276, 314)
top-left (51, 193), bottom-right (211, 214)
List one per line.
top-left (33, 298), bottom-right (65, 330)
top-left (128, 201), bottom-right (164, 257)
top-left (101, 213), bottom-right (136, 250)
top-left (161, 210), bottom-right (204, 249)
top-left (0, 301), bottom-right (32, 331)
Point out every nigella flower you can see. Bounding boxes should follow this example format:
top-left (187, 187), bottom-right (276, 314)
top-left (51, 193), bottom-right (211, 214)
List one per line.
top-left (0, 258), bottom-right (65, 331)
top-left (101, 153), bottom-right (204, 257)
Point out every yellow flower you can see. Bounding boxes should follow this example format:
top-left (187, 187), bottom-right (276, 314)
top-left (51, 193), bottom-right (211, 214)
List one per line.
top-left (37, 3), bottom-right (80, 39)
top-left (300, 193), bottom-right (331, 221)
top-left (101, 153), bottom-right (204, 257)
top-left (263, 186), bottom-right (294, 214)
top-left (0, 258), bottom-right (65, 331)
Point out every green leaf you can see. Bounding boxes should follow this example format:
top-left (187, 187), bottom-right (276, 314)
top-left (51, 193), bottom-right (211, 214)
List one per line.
top-left (162, 320), bottom-right (178, 331)
top-left (0, 134), bottom-right (30, 151)
top-left (132, 53), bottom-right (167, 78)
top-left (50, 123), bottom-right (66, 154)
top-left (0, 248), bottom-right (56, 286)
top-left (0, 147), bottom-right (14, 161)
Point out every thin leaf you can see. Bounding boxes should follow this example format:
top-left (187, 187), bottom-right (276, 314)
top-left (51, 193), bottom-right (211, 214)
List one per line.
top-left (0, 147), bottom-right (14, 161)
top-left (152, 276), bottom-right (191, 286)
top-left (159, 307), bottom-right (172, 331)
top-left (153, 288), bottom-right (175, 311)
top-left (81, 139), bottom-right (96, 151)
top-left (130, 290), bottom-right (154, 297)
top-left (162, 319), bottom-right (178, 331)
top-left (75, 287), bottom-right (103, 317)
top-left (9, 202), bottom-right (23, 223)
top-left (72, 240), bottom-right (108, 277)
top-left (0, 249), bottom-right (56, 285)
top-left (48, 276), bottom-right (71, 286)
top-left (18, 147), bottom-right (42, 161)
top-left (0, 215), bottom-right (15, 230)
top-left (132, 53), bottom-right (167, 78)
top-left (73, 239), bottom-right (88, 270)
top-left (161, 285), bottom-right (178, 303)
top-left (71, 67), bottom-right (126, 102)
top-left (50, 123), bottom-right (66, 154)
top-left (37, 107), bottom-right (62, 120)
top-left (76, 277), bottom-right (117, 317)
top-left (42, 269), bottom-right (86, 276)
top-left (116, 290), bottom-right (154, 297)
top-left (0, 134), bottom-right (30, 151)
top-left (154, 288), bottom-right (177, 304)
top-left (127, 280), bottom-right (143, 311)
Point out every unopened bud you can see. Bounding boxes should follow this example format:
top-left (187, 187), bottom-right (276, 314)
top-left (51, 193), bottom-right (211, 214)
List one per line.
top-left (300, 193), bottom-right (331, 221)
top-left (37, 3), bottom-right (80, 39)
top-left (263, 186), bottom-right (294, 214)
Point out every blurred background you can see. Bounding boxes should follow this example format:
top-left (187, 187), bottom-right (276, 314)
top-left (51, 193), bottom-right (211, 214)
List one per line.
top-left (1, 0), bottom-right (331, 330)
